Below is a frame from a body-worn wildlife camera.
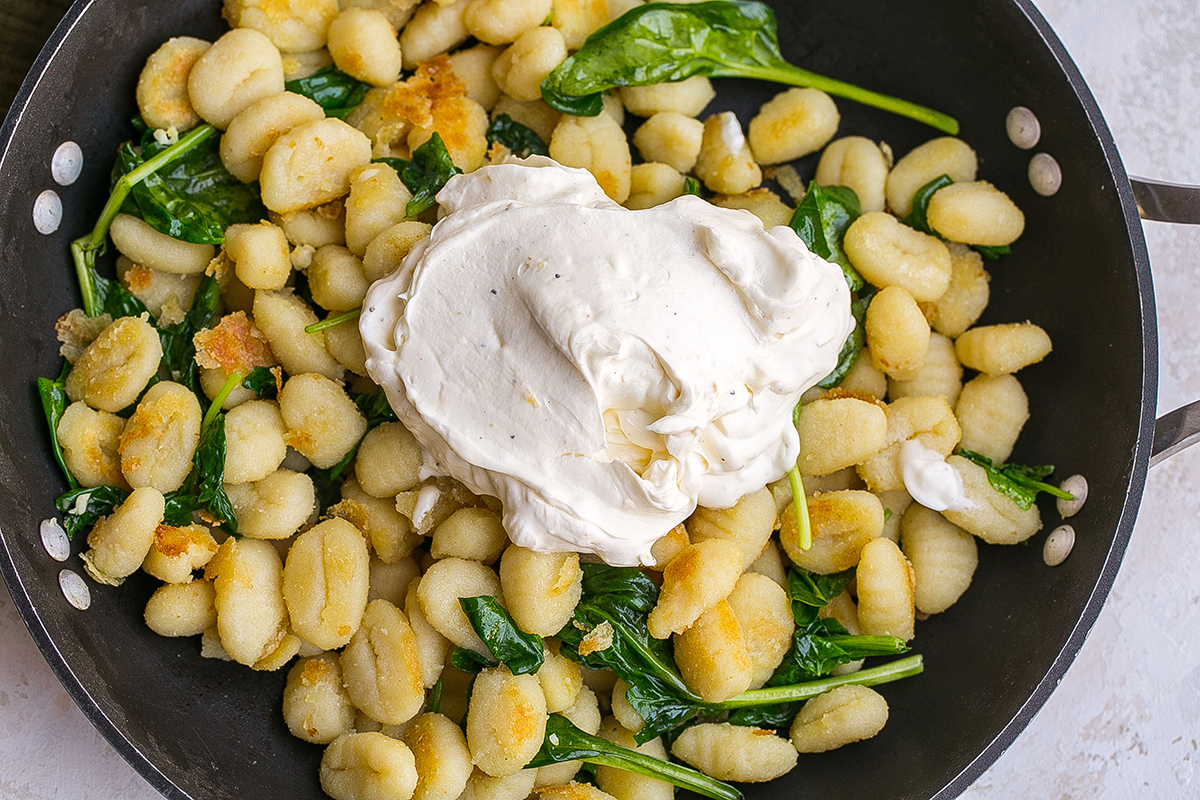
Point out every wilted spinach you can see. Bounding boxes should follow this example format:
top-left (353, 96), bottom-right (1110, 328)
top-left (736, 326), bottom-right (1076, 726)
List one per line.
top-left (240, 365), bottom-right (280, 399)
top-left (158, 274), bottom-right (221, 395)
top-left (817, 290), bottom-right (872, 389)
top-left (955, 449), bottom-right (1073, 510)
top-left (37, 367), bottom-right (78, 491)
top-left (453, 596), bottom-right (545, 675)
top-left (541, 1), bottom-right (957, 133)
top-left (55, 485), bottom-right (128, 540)
top-left (789, 182), bottom-right (864, 292)
top-left (116, 127), bottom-right (266, 245)
top-left (485, 114), bottom-right (550, 157)
top-left (162, 372), bottom-right (242, 531)
top-left (729, 567), bottom-right (909, 729)
top-left (904, 174), bottom-right (1011, 260)
top-left (375, 133), bottom-right (463, 217)
top-left (285, 66), bottom-right (371, 119)
top-left (529, 715), bottom-right (741, 800)
top-left (71, 125), bottom-right (217, 317)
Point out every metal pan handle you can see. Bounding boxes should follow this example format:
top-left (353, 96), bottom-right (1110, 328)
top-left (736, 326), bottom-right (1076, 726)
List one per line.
top-left (1130, 178), bottom-right (1200, 224)
top-left (1134, 177), bottom-right (1200, 466)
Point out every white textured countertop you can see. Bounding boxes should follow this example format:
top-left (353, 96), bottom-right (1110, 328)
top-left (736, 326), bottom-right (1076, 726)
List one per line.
top-left (2, 1), bottom-right (1198, 798)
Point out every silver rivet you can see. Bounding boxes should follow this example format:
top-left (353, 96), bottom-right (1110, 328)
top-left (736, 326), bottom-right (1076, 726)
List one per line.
top-left (1029, 152), bottom-right (1062, 196)
top-left (1057, 474), bottom-right (1088, 518)
top-left (1043, 524), bottom-right (1075, 567)
top-left (33, 189), bottom-right (62, 234)
top-left (1006, 106), bottom-right (1041, 150)
top-left (59, 569), bottom-right (91, 610)
top-left (51, 141), bottom-right (83, 186)
top-left (40, 518), bottom-right (70, 562)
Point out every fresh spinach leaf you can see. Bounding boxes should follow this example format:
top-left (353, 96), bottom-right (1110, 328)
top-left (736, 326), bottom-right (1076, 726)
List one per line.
top-left (55, 485), bottom-right (128, 540)
top-left (375, 133), bottom-right (463, 217)
top-left (158, 274), bottom-right (220, 395)
top-left (38, 368), bottom-right (79, 491)
top-left (241, 365), bottom-right (280, 399)
top-left (529, 715), bottom-right (742, 800)
top-left (459, 596), bottom-right (545, 675)
top-left (541, 1), bottom-right (957, 133)
top-left (683, 176), bottom-right (703, 197)
top-left (485, 114), bottom-right (550, 157)
top-left (789, 182), bottom-right (864, 292)
top-left (285, 66), bottom-right (371, 119)
top-left (955, 449), bottom-right (1072, 510)
top-left (904, 175), bottom-right (1012, 260)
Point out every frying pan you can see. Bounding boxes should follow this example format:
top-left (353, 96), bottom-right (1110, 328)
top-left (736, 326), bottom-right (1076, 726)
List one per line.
top-left (0, 0), bottom-right (1193, 798)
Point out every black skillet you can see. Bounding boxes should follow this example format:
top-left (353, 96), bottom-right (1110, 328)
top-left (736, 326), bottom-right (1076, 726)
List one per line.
top-left (0, 0), bottom-right (1178, 798)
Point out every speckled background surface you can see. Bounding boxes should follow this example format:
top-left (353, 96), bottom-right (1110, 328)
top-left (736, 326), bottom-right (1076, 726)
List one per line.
top-left (2, 1), bottom-right (1198, 798)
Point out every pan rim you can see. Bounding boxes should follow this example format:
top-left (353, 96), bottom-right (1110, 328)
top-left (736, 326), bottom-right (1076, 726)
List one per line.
top-left (0, 1), bottom-right (1159, 799)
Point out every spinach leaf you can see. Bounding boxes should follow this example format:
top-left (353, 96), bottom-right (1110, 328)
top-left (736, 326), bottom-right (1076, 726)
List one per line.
top-left (903, 174), bottom-right (953, 235)
top-left (789, 182), bottom-right (864, 292)
top-left (458, 596), bottom-right (545, 675)
top-left (529, 715), bottom-right (742, 800)
top-left (816, 290), bottom-right (871, 389)
top-left (55, 485), bottom-right (128, 540)
top-left (116, 133), bottom-right (266, 245)
top-left (450, 647), bottom-right (494, 675)
top-left (38, 368), bottom-right (79, 491)
top-left (541, 1), bottom-right (957, 133)
top-left (485, 114), bottom-right (550, 157)
top-left (163, 372), bottom-right (242, 531)
top-left (556, 564), bottom-right (705, 743)
top-left (904, 175), bottom-right (1012, 260)
top-left (158, 275), bottom-right (220, 395)
top-left (241, 365), bottom-right (280, 399)
top-left (354, 389), bottom-right (400, 427)
top-left (285, 66), bottom-right (371, 119)
top-left (954, 449), bottom-right (1073, 510)
top-left (71, 125), bottom-right (217, 317)
top-left (375, 133), bottom-right (463, 217)
top-left (683, 176), bottom-right (703, 197)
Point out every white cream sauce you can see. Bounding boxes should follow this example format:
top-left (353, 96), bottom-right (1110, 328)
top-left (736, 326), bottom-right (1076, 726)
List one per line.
top-left (361, 157), bottom-right (853, 565)
top-left (899, 440), bottom-right (972, 513)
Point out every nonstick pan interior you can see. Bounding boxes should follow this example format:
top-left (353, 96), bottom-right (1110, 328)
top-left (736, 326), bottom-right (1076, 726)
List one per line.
top-left (0, 1), bottom-right (1154, 798)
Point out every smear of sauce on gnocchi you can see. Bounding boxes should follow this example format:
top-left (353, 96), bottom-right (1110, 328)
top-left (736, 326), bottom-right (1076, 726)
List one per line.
top-left (361, 157), bottom-right (853, 566)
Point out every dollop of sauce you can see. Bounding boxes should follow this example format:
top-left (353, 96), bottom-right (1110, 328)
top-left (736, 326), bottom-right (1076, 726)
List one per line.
top-left (361, 157), bottom-right (853, 565)
top-left (899, 440), bottom-right (972, 512)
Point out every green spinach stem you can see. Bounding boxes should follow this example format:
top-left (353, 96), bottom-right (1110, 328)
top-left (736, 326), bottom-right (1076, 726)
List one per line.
top-left (71, 124), bottom-right (218, 316)
top-left (717, 654), bottom-right (923, 709)
top-left (304, 306), bottom-right (362, 334)
top-left (788, 465), bottom-right (811, 550)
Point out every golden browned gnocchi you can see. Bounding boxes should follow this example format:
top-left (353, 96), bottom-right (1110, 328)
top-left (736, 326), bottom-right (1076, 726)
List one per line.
top-left (283, 517), bottom-right (371, 650)
top-left (187, 28), bottom-right (286, 129)
top-left (137, 37), bottom-right (211, 132)
top-left (789, 684), bottom-right (889, 753)
top-left (465, 666), bottom-right (548, 777)
top-left (671, 723), bottom-right (798, 782)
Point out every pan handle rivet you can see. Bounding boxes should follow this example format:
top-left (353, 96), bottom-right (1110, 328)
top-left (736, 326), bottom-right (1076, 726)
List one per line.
top-left (1043, 524), bottom-right (1075, 567)
top-left (33, 189), bottom-right (62, 234)
top-left (1029, 153), bottom-right (1062, 197)
top-left (52, 141), bottom-right (83, 186)
top-left (59, 569), bottom-right (91, 610)
top-left (1006, 106), bottom-right (1041, 149)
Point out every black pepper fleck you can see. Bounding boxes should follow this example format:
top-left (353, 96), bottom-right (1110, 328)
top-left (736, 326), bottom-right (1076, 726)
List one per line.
top-left (490, 289), bottom-right (498, 295)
